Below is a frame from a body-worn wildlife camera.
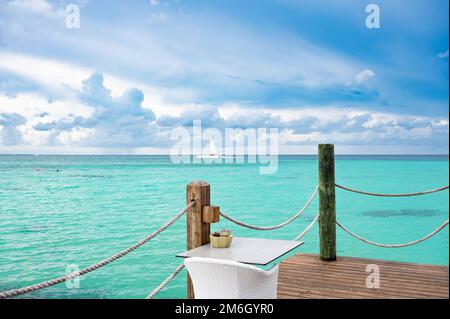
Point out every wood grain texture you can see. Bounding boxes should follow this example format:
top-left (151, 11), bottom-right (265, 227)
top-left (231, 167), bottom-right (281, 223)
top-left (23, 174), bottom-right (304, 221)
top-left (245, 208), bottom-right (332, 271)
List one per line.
top-left (202, 205), bottom-right (220, 223)
top-left (278, 253), bottom-right (449, 299)
top-left (318, 144), bottom-right (336, 261)
top-left (186, 180), bottom-right (211, 299)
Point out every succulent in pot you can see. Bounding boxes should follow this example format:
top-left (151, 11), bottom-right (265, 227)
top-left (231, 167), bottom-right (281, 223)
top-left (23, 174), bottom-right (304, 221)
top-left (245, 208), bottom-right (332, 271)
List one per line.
top-left (220, 229), bottom-right (231, 237)
top-left (210, 229), bottom-right (233, 248)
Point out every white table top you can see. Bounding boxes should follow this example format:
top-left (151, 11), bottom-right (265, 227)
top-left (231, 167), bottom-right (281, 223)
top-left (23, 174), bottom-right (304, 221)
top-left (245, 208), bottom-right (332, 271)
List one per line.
top-left (176, 237), bottom-right (304, 266)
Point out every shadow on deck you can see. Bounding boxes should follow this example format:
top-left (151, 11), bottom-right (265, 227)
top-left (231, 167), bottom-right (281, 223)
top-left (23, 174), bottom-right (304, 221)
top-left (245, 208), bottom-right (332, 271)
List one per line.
top-left (278, 253), bottom-right (449, 299)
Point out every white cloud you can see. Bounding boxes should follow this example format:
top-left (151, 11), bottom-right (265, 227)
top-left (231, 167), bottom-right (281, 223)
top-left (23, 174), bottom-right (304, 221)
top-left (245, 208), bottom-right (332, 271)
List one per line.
top-left (26, 72), bottom-right (163, 148)
top-left (438, 50), bottom-right (449, 59)
top-left (149, 0), bottom-right (174, 7)
top-left (0, 52), bottom-right (187, 117)
top-left (1, 87), bottom-right (447, 153)
top-left (8, 0), bottom-right (57, 16)
top-left (0, 91), bottom-right (93, 147)
top-left (148, 13), bottom-right (167, 25)
top-left (355, 69), bottom-right (375, 84)
top-left (433, 119), bottom-right (449, 127)
top-left (0, 112), bottom-right (26, 145)
top-left (0, 55), bottom-right (447, 154)
top-left (0, 3), bottom-right (368, 95)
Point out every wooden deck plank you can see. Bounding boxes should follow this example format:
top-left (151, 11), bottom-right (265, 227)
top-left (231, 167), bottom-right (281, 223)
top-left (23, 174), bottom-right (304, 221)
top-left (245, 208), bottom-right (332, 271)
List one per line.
top-left (278, 253), bottom-right (449, 299)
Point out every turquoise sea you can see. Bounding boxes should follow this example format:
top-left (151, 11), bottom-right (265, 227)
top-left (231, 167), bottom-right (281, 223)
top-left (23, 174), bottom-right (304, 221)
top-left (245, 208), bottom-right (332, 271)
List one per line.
top-left (0, 155), bottom-right (448, 299)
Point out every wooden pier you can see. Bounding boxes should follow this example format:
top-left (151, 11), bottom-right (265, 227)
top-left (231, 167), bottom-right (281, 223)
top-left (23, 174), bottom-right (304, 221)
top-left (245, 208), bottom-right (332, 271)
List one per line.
top-left (278, 253), bottom-right (449, 299)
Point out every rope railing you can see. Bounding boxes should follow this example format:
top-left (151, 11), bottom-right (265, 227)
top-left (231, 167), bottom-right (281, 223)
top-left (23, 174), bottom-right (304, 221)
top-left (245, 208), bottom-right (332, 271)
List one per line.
top-left (2, 179), bottom-right (448, 299)
top-left (219, 186), bottom-right (318, 230)
top-left (0, 202), bottom-right (195, 299)
top-left (335, 184), bottom-right (449, 197)
top-left (146, 263), bottom-right (186, 299)
top-left (139, 180), bottom-right (450, 298)
top-left (294, 214), bottom-right (319, 241)
top-left (336, 219), bottom-right (449, 248)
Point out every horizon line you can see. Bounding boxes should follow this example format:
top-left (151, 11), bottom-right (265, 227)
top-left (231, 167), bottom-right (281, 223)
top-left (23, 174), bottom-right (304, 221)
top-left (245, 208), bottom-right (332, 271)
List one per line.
top-left (0, 153), bottom-right (449, 156)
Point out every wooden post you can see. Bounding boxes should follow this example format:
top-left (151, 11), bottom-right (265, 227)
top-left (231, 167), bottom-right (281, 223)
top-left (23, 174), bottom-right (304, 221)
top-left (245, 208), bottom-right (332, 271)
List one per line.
top-left (318, 144), bottom-right (336, 261)
top-left (186, 180), bottom-right (211, 299)
top-left (202, 205), bottom-right (220, 223)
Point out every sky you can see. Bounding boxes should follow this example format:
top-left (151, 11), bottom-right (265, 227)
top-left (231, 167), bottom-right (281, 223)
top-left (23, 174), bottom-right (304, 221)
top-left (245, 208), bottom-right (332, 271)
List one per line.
top-left (0, 0), bottom-right (448, 154)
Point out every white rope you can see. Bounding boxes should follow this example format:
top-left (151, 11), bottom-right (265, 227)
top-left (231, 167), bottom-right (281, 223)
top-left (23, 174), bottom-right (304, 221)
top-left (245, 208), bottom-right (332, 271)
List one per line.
top-left (145, 263), bottom-right (185, 299)
top-left (336, 219), bottom-right (449, 248)
top-left (220, 186), bottom-right (318, 230)
top-left (0, 202), bottom-right (195, 299)
top-left (294, 215), bottom-right (319, 241)
top-left (336, 184), bottom-right (449, 197)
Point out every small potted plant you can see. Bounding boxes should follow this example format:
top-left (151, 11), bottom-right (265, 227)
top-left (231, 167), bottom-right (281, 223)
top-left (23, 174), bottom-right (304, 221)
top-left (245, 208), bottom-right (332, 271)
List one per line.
top-left (210, 229), bottom-right (233, 248)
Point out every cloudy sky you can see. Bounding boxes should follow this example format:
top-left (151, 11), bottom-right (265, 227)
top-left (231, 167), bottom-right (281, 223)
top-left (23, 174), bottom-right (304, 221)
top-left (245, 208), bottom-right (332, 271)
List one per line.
top-left (0, 0), bottom-right (448, 154)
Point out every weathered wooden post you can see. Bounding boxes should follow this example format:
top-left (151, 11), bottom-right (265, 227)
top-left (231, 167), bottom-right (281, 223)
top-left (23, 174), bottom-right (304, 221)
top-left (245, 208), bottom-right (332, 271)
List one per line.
top-left (318, 144), bottom-right (336, 261)
top-left (186, 180), bottom-right (211, 299)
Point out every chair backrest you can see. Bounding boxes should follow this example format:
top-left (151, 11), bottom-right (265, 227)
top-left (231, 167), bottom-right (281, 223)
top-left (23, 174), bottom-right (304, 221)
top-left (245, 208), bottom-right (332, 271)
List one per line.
top-left (184, 257), bottom-right (279, 299)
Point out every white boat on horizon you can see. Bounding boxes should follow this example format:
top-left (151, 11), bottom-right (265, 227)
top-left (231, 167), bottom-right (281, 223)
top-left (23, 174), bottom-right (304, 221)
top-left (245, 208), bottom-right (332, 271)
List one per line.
top-left (196, 139), bottom-right (232, 159)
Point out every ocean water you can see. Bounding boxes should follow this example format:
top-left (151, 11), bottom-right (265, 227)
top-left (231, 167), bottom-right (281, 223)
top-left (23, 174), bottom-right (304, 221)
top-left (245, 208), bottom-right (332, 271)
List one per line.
top-left (0, 155), bottom-right (448, 299)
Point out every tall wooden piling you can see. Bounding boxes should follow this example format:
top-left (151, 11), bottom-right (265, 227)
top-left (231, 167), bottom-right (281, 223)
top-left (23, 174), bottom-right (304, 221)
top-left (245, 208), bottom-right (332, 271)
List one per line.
top-left (318, 144), bottom-right (336, 261)
top-left (186, 180), bottom-right (211, 299)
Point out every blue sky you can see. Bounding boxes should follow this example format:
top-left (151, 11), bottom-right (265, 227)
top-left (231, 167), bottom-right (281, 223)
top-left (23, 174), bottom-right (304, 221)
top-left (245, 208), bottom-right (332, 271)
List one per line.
top-left (0, 0), bottom-right (448, 154)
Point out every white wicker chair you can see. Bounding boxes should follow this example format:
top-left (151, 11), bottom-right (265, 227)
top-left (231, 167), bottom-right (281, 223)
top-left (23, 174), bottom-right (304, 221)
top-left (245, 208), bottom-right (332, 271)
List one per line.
top-left (184, 257), bottom-right (279, 299)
